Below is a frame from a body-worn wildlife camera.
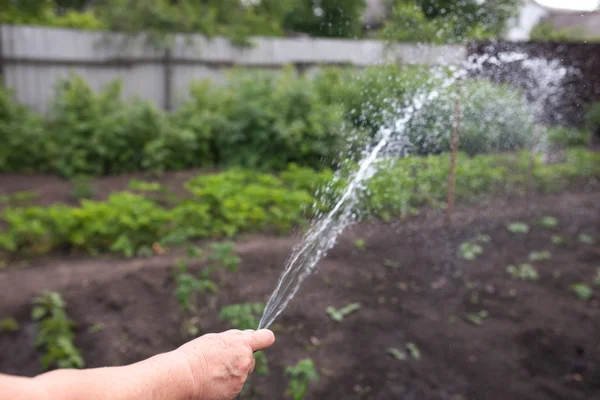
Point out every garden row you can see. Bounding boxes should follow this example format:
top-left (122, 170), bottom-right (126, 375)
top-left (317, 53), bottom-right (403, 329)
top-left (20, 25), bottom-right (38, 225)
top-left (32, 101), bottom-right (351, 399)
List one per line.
top-left (1, 149), bottom-right (598, 259)
top-left (3, 65), bottom-right (594, 178)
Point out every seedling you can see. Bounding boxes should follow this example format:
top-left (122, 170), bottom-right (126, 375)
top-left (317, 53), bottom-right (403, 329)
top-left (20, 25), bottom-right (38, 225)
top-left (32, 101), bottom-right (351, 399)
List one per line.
top-left (459, 242), bottom-right (483, 261)
top-left (475, 234), bottom-right (491, 243)
top-left (507, 222), bottom-right (530, 234)
top-left (173, 259), bottom-right (217, 312)
top-left (571, 283), bottom-right (593, 301)
top-left (406, 342), bottom-right (421, 360)
top-left (354, 239), bottom-right (366, 251)
top-left (539, 216), bottom-right (559, 228)
top-left (528, 250), bottom-right (552, 261)
top-left (326, 303), bottom-right (361, 322)
top-left (386, 347), bottom-right (407, 360)
top-left (206, 241), bottom-right (240, 274)
top-left (465, 310), bottom-right (489, 326)
top-left (31, 291), bottom-right (84, 370)
top-left (87, 323), bottom-right (104, 333)
top-left (285, 359), bottom-right (319, 400)
top-left (506, 264), bottom-right (539, 280)
top-left (551, 234), bottom-right (565, 245)
top-left (383, 259), bottom-right (400, 269)
top-left (0, 317), bottom-right (20, 333)
top-left (578, 234), bottom-right (595, 244)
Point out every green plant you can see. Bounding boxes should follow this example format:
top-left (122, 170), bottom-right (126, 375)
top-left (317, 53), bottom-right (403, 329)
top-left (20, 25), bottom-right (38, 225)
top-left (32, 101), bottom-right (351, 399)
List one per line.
top-left (459, 241), bottom-right (484, 261)
top-left (594, 268), bottom-right (600, 286)
top-left (465, 310), bottom-right (489, 326)
top-left (506, 264), bottom-right (539, 281)
top-left (539, 216), bottom-right (559, 228)
top-left (353, 239), bottom-right (366, 251)
top-left (31, 291), bottom-right (84, 370)
top-left (206, 242), bottom-right (240, 275)
top-left (578, 234), bottom-right (595, 244)
top-left (386, 347), bottom-right (407, 361)
top-left (571, 283), bottom-right (593, 301)
top-left (284, 359), bottom-right (319, 400)
top-left (172, 258), bottom-right (217, 313)
top-left (0, 317), bottom-right (20, 333)
top-left (546, 126), bottom-right (590, 148)
top-left (406, 342), bottom-right (421, 361)
top-left (71, 175), bottom-right (94, 200)
top-left (551, 234), bottom-right (565, 245)
top-left (326, 303), bottom-right (361, 322)
top-left (528, 251), bottom-right (552, 261)
top-left (87, 323), bottom-right (104, 333)
top-left (507, 222), bottom-right (530, 234)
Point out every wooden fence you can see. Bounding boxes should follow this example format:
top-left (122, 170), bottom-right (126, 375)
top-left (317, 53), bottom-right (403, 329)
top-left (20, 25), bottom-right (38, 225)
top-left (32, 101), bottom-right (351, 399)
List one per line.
top-left (0, 24), bottom-right (466, 112)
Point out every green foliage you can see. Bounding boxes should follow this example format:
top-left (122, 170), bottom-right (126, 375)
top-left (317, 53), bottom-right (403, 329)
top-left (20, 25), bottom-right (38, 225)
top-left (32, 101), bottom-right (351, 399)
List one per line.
top-left (578, 234), bottom-right (596, 244)
top-left (551, 234), bottom-right (565, 245)
top-left (31, 291), bottom-right (84, 371)
top-left (529, 22), bottom-right (594, 43)
top-left (459, 241), bottom-right (483, 261)
top-left (571, 283), bottom-right (593, 301)
top-left (539, 216), bottom-right (558, 229)
top-left (283, 0), bottom-right (366, 38)
top-left (465, 310), bottom-right (489, 326)
top-left (528, 250), bottom-right (552, 261)
top-left (507, 222), bottom-right (530, 234)
top-left (285, 359), bottom-right (319, 400)
top-left (506, 263), bottom-right (539, 280)
top-left (585, 102), bottom-right (600, 141)
top-left (326, 303), bottom-right (361, 322)
top-left (173, 259), bottom-right (217, 313)
top-left (353, 239), bottom-right (366, 250)
top-left (0, 86), bottom-right (50, 173)
top-left (406, 342), bottom-right (421, 360)
top-left (387, 347), bottom-right (407, 360)
top-left (546, 126), bottom-right (590, 148)
top-left (0, 317), bottom-right (20, 333)
top-left (382, 0), bottom-right (521, 43)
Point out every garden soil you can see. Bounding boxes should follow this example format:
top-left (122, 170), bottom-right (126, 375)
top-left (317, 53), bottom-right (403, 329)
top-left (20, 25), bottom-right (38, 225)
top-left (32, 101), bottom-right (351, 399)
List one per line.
top-left (1, 189), bottom-right (600, 400)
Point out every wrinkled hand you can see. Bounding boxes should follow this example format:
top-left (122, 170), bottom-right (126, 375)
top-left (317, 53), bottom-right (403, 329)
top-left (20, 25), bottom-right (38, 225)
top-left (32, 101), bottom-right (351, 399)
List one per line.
top-left (177, 329), bottom-right (275, 400)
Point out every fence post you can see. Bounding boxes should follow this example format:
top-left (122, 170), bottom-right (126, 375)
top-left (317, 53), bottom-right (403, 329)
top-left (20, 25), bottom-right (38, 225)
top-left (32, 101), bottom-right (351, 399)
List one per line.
top-left (446, 80), bottom-right (462, 225)
top-left (163, 48), bottom-right (173, 111)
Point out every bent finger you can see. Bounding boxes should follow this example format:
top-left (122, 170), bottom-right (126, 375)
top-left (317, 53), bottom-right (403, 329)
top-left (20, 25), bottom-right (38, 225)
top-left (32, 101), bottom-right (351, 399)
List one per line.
top-left (246, 329), bottom-right (275, 352)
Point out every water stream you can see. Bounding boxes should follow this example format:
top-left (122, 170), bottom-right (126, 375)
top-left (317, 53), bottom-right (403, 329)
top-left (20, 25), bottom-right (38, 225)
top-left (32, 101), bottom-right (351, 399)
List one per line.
top-left (258, 52), bottom-right (571, 330)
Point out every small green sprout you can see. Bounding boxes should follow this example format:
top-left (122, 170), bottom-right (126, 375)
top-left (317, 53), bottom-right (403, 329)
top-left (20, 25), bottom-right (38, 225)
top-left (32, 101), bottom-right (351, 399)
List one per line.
top-left (551, 234), bottom-right (565, 245)
top-left (285, 359), bottom-right (319, 400)
top-left (578, 234), bottom-right (595, 244)
top-left (459, 242), bottom-right (484, 261)
top-left (465, 310), bottom-right (489, 326)
top-left (326, 303), bottom-right (361, 322)
top-left (506, 264), bottom-right (539, 280)
top-left (406, 342), bottom-right (421, 360)
top-left (539, 216), bottom-right (559, 228)
top-left (0, 317), bottom-right (20, 333)
top-left (507, 222), bottom-right (530, 234)
top-left (528, 250), bottom-right (552, 261)
top-left (571, 283), bottom-right (593, 301)
top-left (386, 347), bottom-right (407, 360)
top-left (354, 239), bottom-right (366, 251)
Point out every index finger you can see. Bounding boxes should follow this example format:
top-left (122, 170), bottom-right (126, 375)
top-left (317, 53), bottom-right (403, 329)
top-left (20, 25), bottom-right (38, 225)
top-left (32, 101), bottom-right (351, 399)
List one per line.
top-left (245, 329), bottom-right (275, 352)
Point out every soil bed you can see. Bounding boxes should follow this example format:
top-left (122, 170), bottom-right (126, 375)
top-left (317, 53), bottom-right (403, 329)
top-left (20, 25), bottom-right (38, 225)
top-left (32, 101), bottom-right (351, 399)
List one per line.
top-left (1, 189), bottom-right (600, 400)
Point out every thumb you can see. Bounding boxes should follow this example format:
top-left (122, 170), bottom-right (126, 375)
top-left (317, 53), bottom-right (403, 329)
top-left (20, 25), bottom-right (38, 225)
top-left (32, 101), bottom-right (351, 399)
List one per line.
top-left (245, 329), bottom-right (275, 352)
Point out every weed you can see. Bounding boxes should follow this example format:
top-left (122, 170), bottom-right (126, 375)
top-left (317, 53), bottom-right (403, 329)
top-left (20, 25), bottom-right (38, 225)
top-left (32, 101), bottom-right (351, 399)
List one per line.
top-left (507, 222), bottom-right (530, 234)
top-left (173, 259), bottom-right (217, 312)
top-left (354, 239), bottom-right (366, 250)
top-left (0, 317), bottom-right (20, 333)
top-left (551, 234), bottom-right (565, 245)
top-left (70, 175), bottom-right (94, 200)
top-left (459, 241), bottom-right (483, 261)
top-left (539, 216), bottom-right (559, 228)
top-left (506, 264), bottom-right (539, 281)
top-left (31, 291), bottom-right (84, 370)
top-left (571, 283), bottom-right (593, 301)
top-left (578, 234), bottom-right (595, 244)
top-left (465, 310), bottom-right (489, 326)
top-left (406, 342), bottom-right (421, 360)
top-left (326, 303), bottom-right (361, 322)
top-left (386, 347), bottom-right (407, 360)
top-left (285, 359), bottom-right (319, 400)
top-left (528, 250), bottom-right (552, 261)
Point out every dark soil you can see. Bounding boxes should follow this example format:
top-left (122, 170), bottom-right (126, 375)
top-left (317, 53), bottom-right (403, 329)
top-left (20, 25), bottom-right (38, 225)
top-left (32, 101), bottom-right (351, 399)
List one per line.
top-left (1, 189), bottom-right (600, 400)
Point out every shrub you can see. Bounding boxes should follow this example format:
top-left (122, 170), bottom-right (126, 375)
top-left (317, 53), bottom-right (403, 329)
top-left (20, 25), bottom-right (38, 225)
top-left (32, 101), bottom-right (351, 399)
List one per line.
top-left (0, 86), bottom-right (50, 172)
top-left (546, 126), bottom-right (590, 148)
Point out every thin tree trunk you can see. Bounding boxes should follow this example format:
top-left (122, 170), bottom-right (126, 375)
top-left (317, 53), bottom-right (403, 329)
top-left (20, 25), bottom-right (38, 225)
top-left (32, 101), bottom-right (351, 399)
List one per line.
top-left (446, 81), bottom-right (462, 225)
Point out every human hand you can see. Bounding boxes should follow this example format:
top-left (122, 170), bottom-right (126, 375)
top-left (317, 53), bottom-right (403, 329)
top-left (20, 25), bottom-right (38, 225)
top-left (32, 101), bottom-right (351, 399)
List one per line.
top-left (176, 329), bottom-right (275, 400)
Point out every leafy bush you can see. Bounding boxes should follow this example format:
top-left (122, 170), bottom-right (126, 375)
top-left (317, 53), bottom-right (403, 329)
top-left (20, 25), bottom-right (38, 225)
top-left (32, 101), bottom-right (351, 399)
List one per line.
top-left (0, 86), bottom-right (50, 172)
top-left (32, 291), bottom-right (84, 371)
top-left (546, 126), bottom-right (590, 148)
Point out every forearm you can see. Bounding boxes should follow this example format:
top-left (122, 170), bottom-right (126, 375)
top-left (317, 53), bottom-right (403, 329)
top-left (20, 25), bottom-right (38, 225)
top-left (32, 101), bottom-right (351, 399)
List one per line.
top-left (1, 351), bottom-right (196, 400)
